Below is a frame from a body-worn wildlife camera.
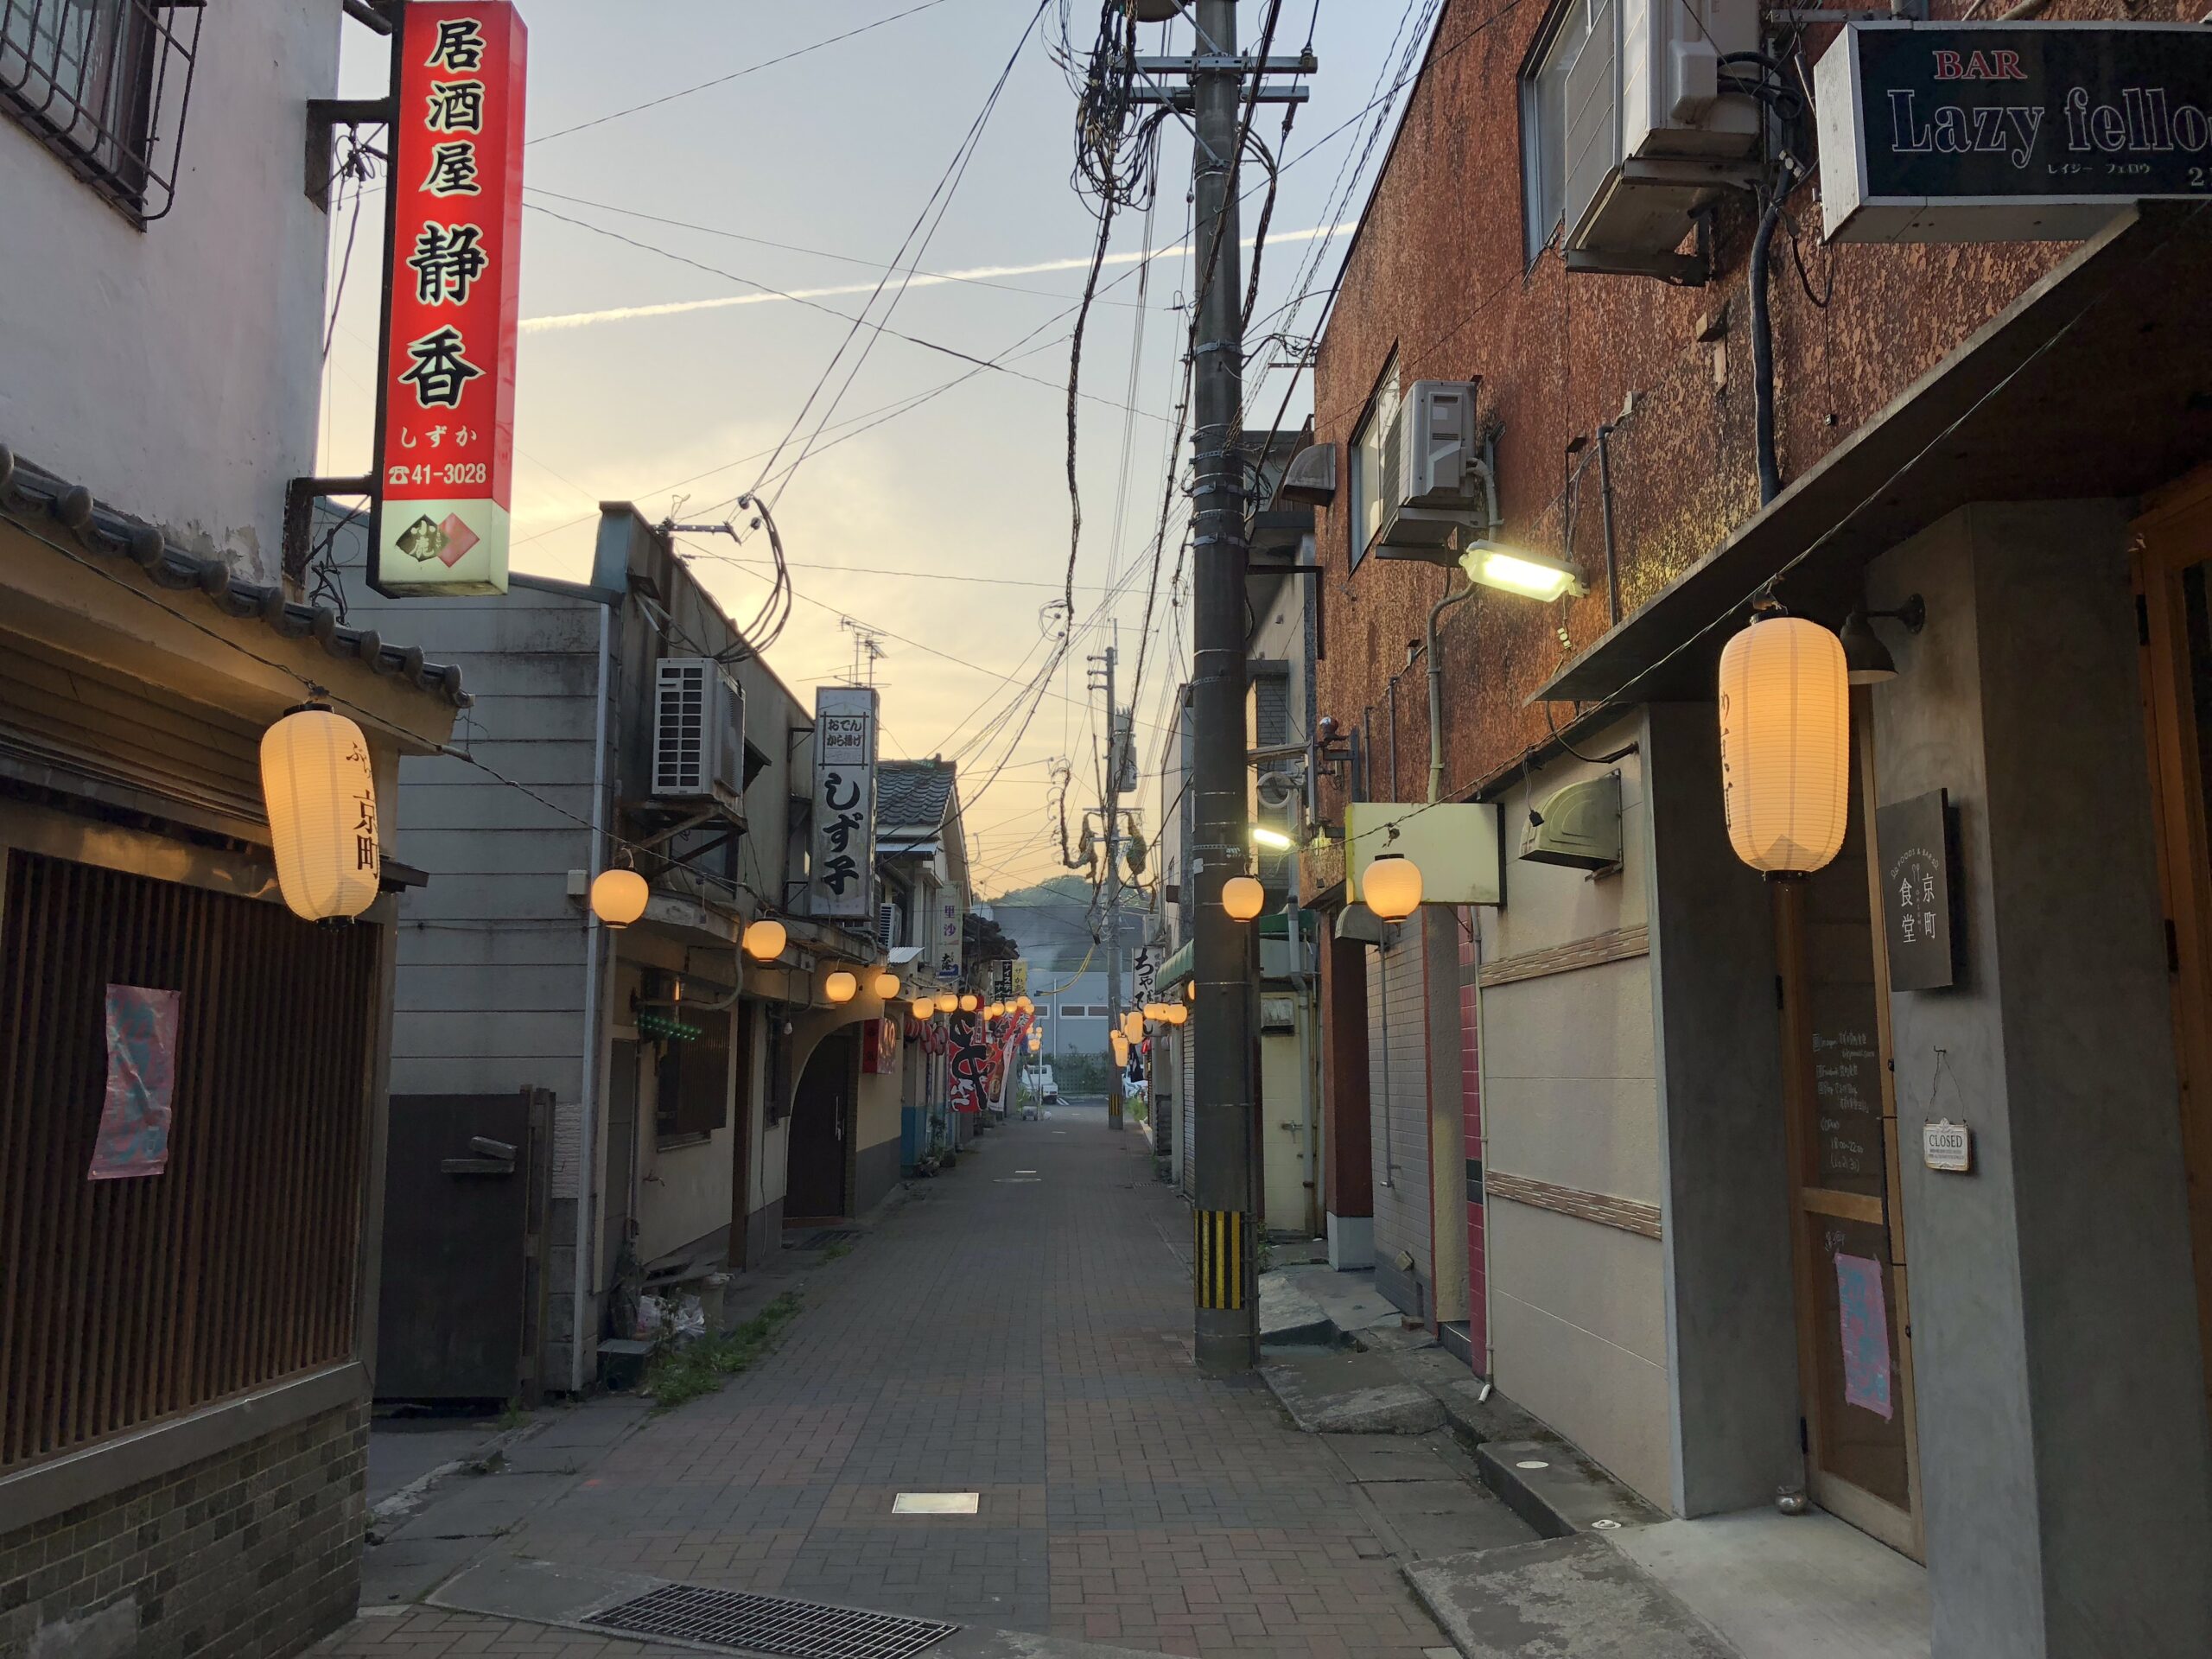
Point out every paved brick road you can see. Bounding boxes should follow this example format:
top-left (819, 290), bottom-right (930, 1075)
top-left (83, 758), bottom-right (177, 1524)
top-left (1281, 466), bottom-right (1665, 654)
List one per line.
top-left (323, 1103), bottom-right (1452, 1658)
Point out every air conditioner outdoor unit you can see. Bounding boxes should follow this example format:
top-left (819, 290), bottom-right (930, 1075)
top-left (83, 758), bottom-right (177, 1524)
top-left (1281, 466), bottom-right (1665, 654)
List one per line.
top-left (652, 657), bottom-right (746, 814)
top-left (1562, 0), bottom-right (1761, 275)
top-left (1375, 380), bottom-right (1485, 566)
top-left (879, 902), bottom-right (901, 948)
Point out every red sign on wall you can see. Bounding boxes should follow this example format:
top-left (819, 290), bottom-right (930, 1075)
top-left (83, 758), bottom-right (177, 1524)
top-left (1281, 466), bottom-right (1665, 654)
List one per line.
top-left (371, 2), bottom-right (526, 597)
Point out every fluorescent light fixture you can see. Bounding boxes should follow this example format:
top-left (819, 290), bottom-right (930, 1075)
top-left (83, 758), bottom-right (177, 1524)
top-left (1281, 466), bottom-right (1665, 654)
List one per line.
top-left (1460, 542), bottom-right (1586, 603)
top-left (1250, 825), bottom-right (1294, 851)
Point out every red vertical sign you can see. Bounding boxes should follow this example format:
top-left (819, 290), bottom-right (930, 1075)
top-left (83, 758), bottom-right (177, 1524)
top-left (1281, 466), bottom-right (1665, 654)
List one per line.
top-left (371, 1), bottom-right (526, 597)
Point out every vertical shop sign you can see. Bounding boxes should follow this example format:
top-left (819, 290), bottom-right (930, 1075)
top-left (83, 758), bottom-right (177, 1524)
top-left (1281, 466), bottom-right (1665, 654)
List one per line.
top-left (91, 986), bottom-right (181, 1179)
top-left (372, 3), bottom-right (528, 597)
top-left (810, 686), bottom-right (878, 920)
top-left (1877, 789), bottom-right (1958, 991)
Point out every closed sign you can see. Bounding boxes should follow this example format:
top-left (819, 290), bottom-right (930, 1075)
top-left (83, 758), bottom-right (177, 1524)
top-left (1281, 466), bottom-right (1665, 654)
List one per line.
top-left (1923, 1119), bottom-right (1974, 1173)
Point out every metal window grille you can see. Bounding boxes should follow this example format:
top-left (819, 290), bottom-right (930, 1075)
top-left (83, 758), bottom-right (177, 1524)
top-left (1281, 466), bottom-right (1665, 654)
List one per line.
top-left (0, 849), bottom-right (380, 1473)
top-left (0, 0), bottom-right (201, 223)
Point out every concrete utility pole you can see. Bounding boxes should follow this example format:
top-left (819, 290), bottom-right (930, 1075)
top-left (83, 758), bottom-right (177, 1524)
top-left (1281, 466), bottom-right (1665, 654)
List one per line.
top-left (1188, 0), bottom-right (1256, 1373)
top-left (1126, 0), bottom-right (1311, 1372)
top-left (1091, 641), bottom-right (1125, 1133)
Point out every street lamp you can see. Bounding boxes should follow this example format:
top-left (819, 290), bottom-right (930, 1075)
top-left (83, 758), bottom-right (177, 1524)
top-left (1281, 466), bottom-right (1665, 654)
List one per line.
top-left (824, 970), bottom-right (857, 1005)
top-left (1363, 853), bottom-right (1423, 922)
top-left (1222, 874), bottom-right (1265, 921)
top-left (742, 918), bottom-right (787, 961)
top-left (1460, 542), bottom-right (1585, 603)
top-left (588, 868), bottom-right (649, 930)
top-left (1250, 825), bottom-right (1294, 851)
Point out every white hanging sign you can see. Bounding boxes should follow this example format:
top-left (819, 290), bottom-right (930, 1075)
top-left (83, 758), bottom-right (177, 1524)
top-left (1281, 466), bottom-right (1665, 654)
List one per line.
top-left (809, 686), bottom-right (877, 922)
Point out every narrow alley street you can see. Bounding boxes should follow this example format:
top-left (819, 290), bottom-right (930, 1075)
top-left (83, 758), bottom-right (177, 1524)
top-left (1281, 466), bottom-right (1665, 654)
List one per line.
top-left (324, 1107), bottom-right (1510, 1659)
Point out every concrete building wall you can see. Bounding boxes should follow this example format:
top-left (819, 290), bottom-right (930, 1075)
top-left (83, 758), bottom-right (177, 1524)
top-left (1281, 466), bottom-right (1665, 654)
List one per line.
top-left (856, 1058), bottom-right (904, 1215)
top-left (1476, 717), bottom-right (1669, 1506)
top-left (0, 0), bottom-right (340, 585)
top-left (1867, 503), bottom-right (2212, 1657)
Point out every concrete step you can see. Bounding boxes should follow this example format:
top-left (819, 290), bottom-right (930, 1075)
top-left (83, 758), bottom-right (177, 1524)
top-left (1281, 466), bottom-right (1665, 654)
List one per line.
top-left (1405, 1535), bottom-right (1738, 1657)
top-left (1475, 1437), bottom-right (1662, 1539)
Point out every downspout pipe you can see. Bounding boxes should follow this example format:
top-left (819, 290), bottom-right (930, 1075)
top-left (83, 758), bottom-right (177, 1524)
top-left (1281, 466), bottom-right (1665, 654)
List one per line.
top-left (1427, 572), bottom-right (1478, 804)
top-left (571, 598), bottom-right (613, 1394)
top-left (1749, 190), bottom-right (1786, 507)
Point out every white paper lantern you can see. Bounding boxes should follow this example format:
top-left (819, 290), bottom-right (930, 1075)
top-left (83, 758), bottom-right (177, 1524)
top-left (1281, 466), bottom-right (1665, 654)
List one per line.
top-left (261, 707), bottom-right (380, 922)
top-left (1718, 615), bottom-right (1850, 874)
top-left (589, 868), bottom-right (648, 928)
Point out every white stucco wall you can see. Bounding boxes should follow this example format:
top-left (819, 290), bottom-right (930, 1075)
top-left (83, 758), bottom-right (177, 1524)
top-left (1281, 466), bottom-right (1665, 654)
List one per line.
top-left (0, 0), bottom-right (341, 582)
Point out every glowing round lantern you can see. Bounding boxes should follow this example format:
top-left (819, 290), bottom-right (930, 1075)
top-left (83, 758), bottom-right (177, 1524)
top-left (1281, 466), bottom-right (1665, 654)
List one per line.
top-left (936, 991), bottom-right (958, 1014)
top-left (1363, 853), bottom-right (1423, 922)
top-left (1185, 982), bottom-right (1196, 1002)
top-left (1718, 614), bottom-right (1850, 874)
top-left (262, 707), bottom-right (381, 922)
top-left (911, 996), bottom-right (934, 1020)
top-left (1110, 1030), bottom-right (1130, 1065)
top-left (589, 868), bottom-right (649, 929)
top-left (1027, 1032), bottom-right (1042, 1052)
top-left (1016, 995), bottom-right (1034, 1013)
top-left (1164, 1001), bottom-right (1187, 1026)
top-left (742, 918), bottom-right (787, 961)
top-left (825, 970), bottom-right (857, 1004)
top-left (959, 992), bottom-right (979, 1013)
top-left (1222, 874), bottom-right (1265, 921)
top-left (872, 970), bottom-right (902, 1001)
top-left (1121, 1010), bottom-right (1144, 1042)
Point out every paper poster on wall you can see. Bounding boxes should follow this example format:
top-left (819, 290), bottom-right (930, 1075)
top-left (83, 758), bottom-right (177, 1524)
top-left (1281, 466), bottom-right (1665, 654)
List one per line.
top-left (91, 986), bottom-right (181, 1180)
top-left (1835, 1252), bottom-right (1895, 1420)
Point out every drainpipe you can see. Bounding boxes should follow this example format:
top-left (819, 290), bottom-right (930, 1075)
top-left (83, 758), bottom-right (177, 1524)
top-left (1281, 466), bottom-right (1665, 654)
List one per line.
top-left (571, 599), bottom-right (613, 1394)
top-left (1427, 573), bottom-right (1478, 804)
top-left (1749, 191), bottom-right (1786, 506)
top-left (1595, 423), bottom-right (1622, 625)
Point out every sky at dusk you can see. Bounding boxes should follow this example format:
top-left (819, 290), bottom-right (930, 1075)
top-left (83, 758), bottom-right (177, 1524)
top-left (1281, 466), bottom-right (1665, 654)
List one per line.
top-left (318, 1), bottom-right (1429, 896)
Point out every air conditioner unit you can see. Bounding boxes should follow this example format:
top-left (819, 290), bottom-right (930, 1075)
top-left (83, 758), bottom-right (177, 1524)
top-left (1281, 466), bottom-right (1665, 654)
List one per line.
top-left (1563, 0), bottom-right (1761, 275)
top-left (652, 657), bottom-right (745, 813)
top-left (1375, 380), bottom-right (1484, 565)
top-left (879, 901), bottom-right (901, 948)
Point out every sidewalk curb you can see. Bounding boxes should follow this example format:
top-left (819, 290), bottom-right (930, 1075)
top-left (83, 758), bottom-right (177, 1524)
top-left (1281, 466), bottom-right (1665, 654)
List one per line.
top-left (366, 1414), bottom-right (550, 1535)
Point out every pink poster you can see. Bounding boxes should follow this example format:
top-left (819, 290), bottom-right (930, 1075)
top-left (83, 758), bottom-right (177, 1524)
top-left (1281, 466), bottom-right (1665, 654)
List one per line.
top-left (90, 985), bottom-right (181, 1180)
top-left (1834, 1251), bottom-right (1894, 1421)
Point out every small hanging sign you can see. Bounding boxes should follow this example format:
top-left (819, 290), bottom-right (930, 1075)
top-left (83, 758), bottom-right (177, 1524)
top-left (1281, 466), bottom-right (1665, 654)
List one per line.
top-left (1877, 788), bottom-right (1959, 991)
top-left (91, 986), bottom-right (181, 1180)
top-left (1923, 1118), bottom-right (1974, 1173)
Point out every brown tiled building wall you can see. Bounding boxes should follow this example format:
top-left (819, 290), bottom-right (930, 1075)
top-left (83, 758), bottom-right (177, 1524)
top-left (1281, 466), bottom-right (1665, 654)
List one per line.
top-left (0, 1401), bottom-right (366, 1659)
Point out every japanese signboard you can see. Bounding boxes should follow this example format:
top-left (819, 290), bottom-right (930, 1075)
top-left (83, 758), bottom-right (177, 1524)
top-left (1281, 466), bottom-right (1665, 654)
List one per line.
top-left (809, 685), bottom-right (877, 921)
top-left (935, 887), bottom-right (964, 983)
top-left (371, 2), bottom-right (527, 596)
top-left (1877, 789), bottom-right (1958, 991)
top-left (1815, 22), bottom-right (2212, 243)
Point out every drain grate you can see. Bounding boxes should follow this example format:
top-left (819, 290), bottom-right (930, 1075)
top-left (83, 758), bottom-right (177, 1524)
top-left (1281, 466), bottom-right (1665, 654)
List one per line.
top-left (586, 1583), bottom-right (957, 1658)
top-left (796, 1227), bottom-right (861, 1250)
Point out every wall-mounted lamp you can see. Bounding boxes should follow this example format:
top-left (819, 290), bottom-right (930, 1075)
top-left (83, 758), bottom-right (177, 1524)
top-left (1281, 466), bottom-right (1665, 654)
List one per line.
top-left (911, 996), bottom-right (934, 1020)
top-left (872, 969), bottom-right (902, 1000)
top-left (1362, 852), bottom-right (1424, 921)
top-left (1840, 594), bottom-right (1926, 686)
top-left (1251, 825), bottom-right (1294, 851)
top-left (589, 867), bottom-right (649, 930)
top-left (1459, 542), bottom-right (1586, 604)
top-left (1222, 874), bottom-right (1266, 921)
top-left (824, 970), bottom-right (857, 1005)
top-left (935, 991), bottom-right (958, 1014)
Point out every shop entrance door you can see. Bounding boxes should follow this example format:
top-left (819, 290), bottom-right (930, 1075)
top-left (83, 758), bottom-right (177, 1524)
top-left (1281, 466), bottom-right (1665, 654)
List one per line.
top-left (2131, 467), bottom-right (2212, 1420)
top-left (1772, 706), bottom-right (1924, 1560)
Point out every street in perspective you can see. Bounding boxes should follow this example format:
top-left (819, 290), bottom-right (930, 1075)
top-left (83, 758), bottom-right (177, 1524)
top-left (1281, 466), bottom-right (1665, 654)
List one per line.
top-left (3, 3), bottom-right (2211, 1659)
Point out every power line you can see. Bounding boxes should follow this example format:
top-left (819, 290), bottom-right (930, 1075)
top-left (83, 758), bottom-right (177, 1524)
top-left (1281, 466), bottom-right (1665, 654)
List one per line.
top-left (528, 0), bottom-right (958, 145)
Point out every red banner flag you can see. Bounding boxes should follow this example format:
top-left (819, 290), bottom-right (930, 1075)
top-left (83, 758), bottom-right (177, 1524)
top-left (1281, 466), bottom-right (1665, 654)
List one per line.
top-left (372, 2), bottom-right (527, 596)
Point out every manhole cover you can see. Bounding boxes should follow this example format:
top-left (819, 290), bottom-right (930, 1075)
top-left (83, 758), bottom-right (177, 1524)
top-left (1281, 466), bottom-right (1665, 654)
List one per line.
top-left (587, 1583), bottom-right (957, 1658)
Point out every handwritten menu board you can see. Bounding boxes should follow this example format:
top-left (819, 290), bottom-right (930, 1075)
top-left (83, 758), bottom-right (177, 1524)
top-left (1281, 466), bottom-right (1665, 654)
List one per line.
top-left (1810, 986), bottom-right (1885, 1196)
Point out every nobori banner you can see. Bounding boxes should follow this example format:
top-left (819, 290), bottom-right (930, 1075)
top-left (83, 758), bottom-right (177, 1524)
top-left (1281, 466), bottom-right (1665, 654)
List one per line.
top-left (1815, 22), bottom-right (2212, 243)
top-left (371, 2), bottom-right (527, 595)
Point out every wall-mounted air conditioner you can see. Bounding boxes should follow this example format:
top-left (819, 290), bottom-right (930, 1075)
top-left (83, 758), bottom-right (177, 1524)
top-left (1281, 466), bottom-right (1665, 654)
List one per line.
top-left (1561, 0), bottom-right (1761, 277)
top-left (652, 657), bottom-right (746, 815)
top-left (879, 901), bottom-right (901, 948)
top-left (1374, 380), bottom-right (1488, 567)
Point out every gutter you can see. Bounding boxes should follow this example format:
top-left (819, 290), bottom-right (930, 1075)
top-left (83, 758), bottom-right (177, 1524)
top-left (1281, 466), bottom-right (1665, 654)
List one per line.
top-left (570, 600), bottom-right (613, 1394)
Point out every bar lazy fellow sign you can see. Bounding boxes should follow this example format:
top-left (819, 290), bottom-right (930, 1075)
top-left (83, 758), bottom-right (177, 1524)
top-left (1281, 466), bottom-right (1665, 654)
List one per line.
top-left (371, 2), bottom-right (527, 595)
top-left (1815, 22), bottom-right (2212, 243)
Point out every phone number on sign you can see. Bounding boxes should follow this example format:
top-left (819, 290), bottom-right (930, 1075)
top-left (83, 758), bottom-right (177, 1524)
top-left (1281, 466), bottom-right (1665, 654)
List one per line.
top-left (390, 462), bottom-right (488, 487)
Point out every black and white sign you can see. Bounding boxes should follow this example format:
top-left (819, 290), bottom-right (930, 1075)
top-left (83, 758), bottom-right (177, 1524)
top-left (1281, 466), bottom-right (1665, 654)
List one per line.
top-left (1815, 22), bottom-right (2212, 243)
top-left (1922, 1119), bottom-right (1974, 1173)
top-left (1877, 789), bottom-right (1958, 992)
top-left (809, 686), bottom-right (877, 922)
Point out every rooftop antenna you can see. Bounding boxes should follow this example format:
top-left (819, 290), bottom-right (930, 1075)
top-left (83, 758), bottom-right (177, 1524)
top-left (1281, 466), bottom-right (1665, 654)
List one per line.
top-left (838, 615), bottom-right (887, 685)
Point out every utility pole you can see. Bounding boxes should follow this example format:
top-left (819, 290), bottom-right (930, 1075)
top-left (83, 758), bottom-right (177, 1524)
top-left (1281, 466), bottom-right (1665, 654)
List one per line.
top-left (1128, 2), bottom-right (1310, 1373)
top-left (1090, 641), bottom-right (1125, 1133)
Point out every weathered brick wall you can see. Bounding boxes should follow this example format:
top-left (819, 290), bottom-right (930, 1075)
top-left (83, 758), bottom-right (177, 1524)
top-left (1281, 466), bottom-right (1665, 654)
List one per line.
top-left (0, 1401), bottom-right (366, 1659)
top-left (1310, 0), bottom-right (2186, 823)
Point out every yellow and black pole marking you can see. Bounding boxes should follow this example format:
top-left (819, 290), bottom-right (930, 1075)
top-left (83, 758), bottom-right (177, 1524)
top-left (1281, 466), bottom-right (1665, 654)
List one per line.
top-left (1194, 1209), bottom-right (1246, 1310)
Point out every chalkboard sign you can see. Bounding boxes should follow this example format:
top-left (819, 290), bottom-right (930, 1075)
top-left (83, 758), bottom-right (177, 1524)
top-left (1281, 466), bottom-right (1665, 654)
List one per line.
top-left (1812, 1017), bottom-right (1885, 1194)
top-left (1878, 790), bottom-right (1958, 991)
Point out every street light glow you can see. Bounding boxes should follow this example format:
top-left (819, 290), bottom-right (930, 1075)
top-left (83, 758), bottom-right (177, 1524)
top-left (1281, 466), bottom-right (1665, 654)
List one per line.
top-left (1460, 542), bottom-right (1585, 603)
top-left (1251, 825), bottom-right (1294, 851)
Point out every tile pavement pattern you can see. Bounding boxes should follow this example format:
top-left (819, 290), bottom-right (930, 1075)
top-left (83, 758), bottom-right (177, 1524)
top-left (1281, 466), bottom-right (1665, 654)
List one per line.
top-left (1, 1401), bottom-right (367, 1659)
top-left (325, 1104), bottom-right (1452, 1657)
